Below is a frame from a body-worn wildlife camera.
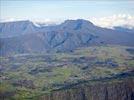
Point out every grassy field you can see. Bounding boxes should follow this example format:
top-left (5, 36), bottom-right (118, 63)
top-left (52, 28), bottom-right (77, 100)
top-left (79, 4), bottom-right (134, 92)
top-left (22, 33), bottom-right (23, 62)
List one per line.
top-left (0, 45), bottom-right (134, 99)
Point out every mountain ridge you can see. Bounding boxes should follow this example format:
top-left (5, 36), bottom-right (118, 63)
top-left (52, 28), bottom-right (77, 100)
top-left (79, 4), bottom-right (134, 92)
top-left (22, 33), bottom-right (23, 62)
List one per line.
top-left (0, 19), bottom-right (134, 56)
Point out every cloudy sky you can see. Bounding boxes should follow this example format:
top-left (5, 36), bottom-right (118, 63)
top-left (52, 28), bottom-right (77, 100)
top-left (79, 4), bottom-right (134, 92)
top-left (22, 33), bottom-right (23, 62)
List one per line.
top-left (0, 0), bottom-right (134, 28)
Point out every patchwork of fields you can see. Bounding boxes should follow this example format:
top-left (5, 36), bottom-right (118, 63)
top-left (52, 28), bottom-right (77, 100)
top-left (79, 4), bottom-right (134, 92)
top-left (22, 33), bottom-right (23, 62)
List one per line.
top-left (0, 45), bottom-right (134, 99)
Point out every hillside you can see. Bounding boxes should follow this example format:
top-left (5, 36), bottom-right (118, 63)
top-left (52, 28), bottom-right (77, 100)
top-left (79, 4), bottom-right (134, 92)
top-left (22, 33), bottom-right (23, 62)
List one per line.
top-left (0, 45), bottom-right (134, 99)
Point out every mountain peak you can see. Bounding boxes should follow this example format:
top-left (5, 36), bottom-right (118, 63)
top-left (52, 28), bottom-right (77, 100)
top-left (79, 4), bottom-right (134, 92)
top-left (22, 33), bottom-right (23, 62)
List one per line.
top-left (61, 19), bottom-right (94, 30)
top-left (63, 19), bottom-right (93, 25)
top-left (0, 20), bottom-right (31, 24)
top-left (0, 20), bottom-right (36, 38)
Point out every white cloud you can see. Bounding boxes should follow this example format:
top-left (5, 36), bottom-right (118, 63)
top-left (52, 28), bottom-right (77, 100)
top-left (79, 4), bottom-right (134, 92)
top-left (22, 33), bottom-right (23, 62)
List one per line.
top-left (0, 18), bottom-right (16, 22)
top-left (90, 14), bottom-right (134, 29)
top-left (1, 14), bottom-right (134, 30)
top-left (31, 18), bottom-right (63, 26)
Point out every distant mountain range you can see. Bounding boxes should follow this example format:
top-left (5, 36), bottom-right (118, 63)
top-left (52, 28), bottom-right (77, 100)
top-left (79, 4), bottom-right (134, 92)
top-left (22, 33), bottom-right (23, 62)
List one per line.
top-left (0, 19), bottom-right (134, 56)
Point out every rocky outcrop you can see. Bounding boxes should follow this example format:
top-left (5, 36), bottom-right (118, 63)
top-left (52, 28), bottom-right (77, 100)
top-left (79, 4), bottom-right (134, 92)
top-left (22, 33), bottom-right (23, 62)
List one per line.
top-left (40, 77), bottom-right (134, 100)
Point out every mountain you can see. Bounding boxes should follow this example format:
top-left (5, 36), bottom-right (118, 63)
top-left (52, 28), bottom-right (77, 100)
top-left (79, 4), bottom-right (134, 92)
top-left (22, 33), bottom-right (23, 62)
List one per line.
top-left (0, 19), bottom-right (134, 56)
top-left (0, 20), bottom-right (37, 38)
top-left (113, 26), bottom-right (134, 33)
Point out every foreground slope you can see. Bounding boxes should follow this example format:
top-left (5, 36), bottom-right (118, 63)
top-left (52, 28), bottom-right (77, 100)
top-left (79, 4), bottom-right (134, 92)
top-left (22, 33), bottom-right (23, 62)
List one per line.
top-left (0, 45), bottom-right (134, 99)
top-left (41, 75), bottom-right (134, 100)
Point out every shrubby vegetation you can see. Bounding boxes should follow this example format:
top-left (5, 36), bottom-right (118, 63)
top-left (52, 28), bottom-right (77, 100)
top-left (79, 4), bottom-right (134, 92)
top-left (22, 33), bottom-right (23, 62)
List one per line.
top-left (0, 45), bottom-right (134, 99)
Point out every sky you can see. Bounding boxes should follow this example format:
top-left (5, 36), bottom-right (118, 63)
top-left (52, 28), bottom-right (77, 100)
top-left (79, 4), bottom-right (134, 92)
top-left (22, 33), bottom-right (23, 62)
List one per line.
top-left (0, 0), bottom-right (134, 28)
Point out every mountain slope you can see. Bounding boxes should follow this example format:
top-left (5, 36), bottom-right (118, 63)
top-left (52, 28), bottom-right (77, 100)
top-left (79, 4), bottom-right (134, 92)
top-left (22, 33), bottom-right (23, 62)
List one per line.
top-left (0, 19), bottom-right (134, 56)
top-left (0, 20), bottom-right (37, 38)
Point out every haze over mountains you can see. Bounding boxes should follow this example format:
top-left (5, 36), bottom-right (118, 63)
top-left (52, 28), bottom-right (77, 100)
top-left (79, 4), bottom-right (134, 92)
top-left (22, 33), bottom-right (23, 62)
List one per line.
top-left (0, 19), bottom-right (134, 56)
